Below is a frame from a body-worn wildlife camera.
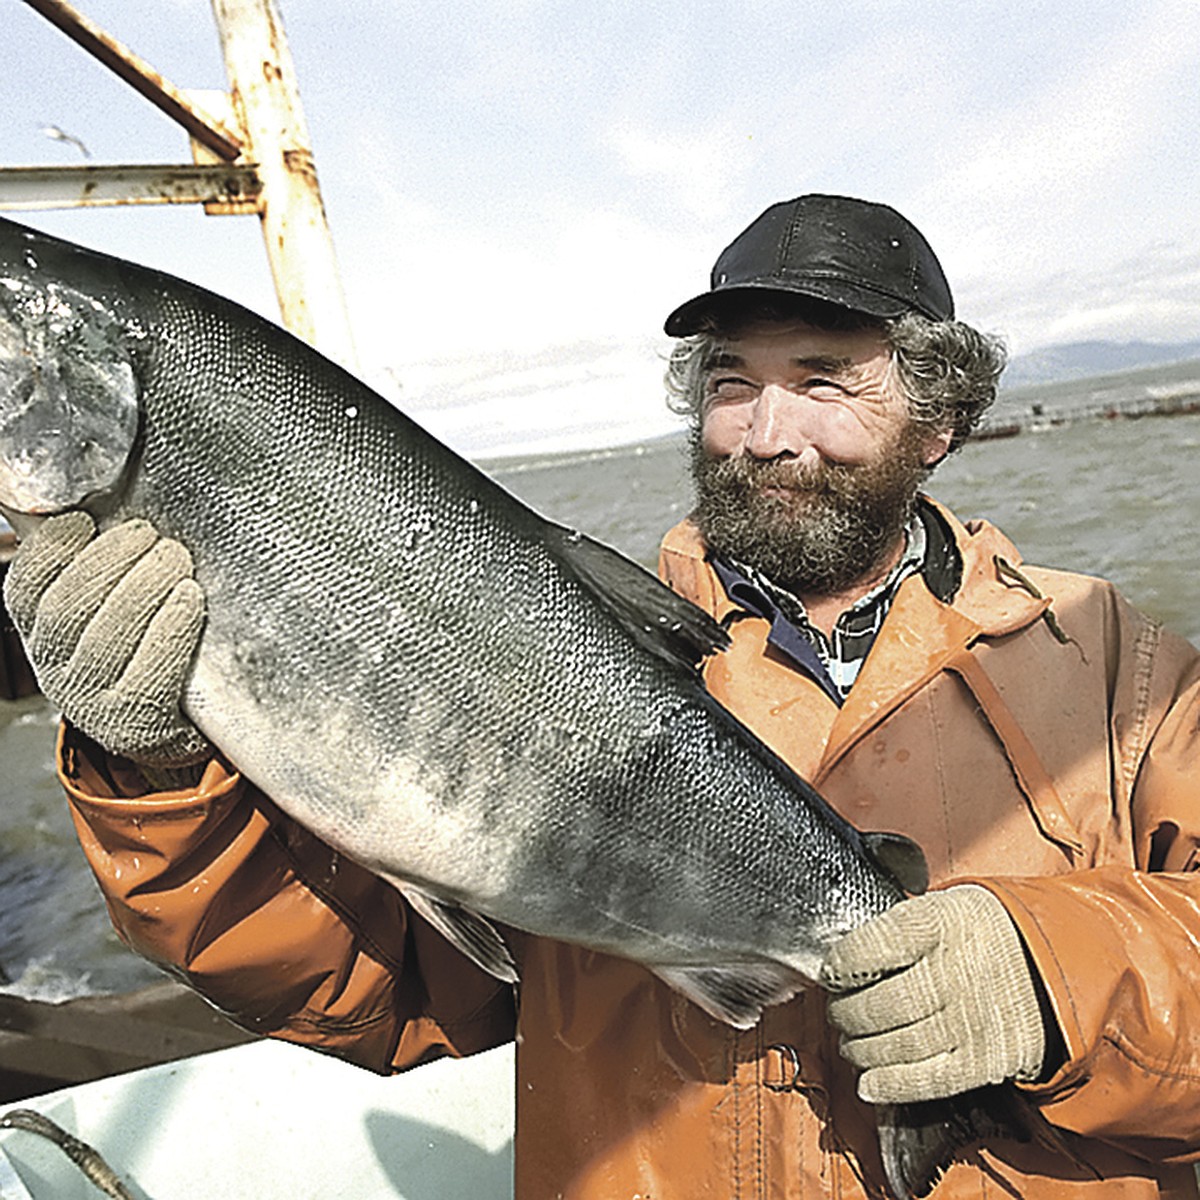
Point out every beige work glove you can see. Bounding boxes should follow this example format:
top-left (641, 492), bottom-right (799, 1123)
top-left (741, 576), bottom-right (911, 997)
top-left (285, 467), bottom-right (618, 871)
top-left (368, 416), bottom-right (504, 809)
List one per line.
top-left (821, 884), bottom-right (1046, 1104)
top-left (4, 511), bottom-right (213, 766)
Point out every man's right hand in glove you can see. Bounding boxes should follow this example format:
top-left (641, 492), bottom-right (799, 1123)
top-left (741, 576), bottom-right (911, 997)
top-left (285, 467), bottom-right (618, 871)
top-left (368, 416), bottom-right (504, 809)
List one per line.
top-left (4, 511), bottom-right (214, 766)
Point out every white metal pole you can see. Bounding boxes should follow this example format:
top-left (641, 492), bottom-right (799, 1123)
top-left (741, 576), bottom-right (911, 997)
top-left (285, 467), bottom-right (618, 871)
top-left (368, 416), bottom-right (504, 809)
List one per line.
top-left (209, 0), bottom-right (358, 370)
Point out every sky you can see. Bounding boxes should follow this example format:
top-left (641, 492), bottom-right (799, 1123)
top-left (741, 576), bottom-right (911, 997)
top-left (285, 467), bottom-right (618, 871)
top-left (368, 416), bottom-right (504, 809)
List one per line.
top-left (3, 0), bottom-right (1199, 456)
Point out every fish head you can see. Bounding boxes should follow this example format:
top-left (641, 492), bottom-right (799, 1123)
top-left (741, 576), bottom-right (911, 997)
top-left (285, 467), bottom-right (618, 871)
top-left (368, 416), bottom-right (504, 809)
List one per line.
top-left (0, 221), bottom-right (140, 515)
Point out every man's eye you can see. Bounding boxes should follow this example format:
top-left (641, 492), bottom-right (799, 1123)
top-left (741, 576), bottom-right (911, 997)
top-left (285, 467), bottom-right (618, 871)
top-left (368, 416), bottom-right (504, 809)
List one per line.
top-left (707, 375), bottom-right (756, 398)
top-left (804, 377), bottom-right (848, 395)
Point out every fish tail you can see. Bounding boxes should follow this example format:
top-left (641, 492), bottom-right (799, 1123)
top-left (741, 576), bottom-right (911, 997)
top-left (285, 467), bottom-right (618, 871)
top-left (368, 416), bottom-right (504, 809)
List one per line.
top-left (877, 1085), bottom-right (1095, 1199)
top-left (877, 1095), bottom-right (976, 1199)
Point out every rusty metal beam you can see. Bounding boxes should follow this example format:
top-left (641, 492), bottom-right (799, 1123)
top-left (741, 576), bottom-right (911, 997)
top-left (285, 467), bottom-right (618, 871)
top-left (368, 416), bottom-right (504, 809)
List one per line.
top-left (22, 0), bottom-right (244, 162)
top-left (211, 0), bottom-right (358, 368)
top-left (13, 0), bottom-right (356, 370)
top-left (0, 163), bottom-right (261, 211)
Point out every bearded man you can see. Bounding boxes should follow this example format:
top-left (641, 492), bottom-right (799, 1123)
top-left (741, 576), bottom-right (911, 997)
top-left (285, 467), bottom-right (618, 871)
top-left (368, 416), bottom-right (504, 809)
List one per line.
top-left (8, 194), bottom-right (1200, 1199)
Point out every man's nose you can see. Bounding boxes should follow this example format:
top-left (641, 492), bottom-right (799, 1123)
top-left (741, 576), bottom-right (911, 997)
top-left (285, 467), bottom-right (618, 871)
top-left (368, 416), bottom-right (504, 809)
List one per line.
top-left (744, 385), bottom-right (804, 460)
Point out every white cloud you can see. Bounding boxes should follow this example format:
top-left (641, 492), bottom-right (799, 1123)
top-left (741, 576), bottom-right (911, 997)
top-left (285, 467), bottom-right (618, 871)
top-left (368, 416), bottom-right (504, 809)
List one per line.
top-left (604, 122), bottom-right (753, 223)
top-left (342, 174), bottom-right (705, 371)
top-left (920, 0), bottom-right (1200, 324)
top-left (979, 241), bottom-right (1200, 352)
top-left (408, 336), bottom-right (685, 459)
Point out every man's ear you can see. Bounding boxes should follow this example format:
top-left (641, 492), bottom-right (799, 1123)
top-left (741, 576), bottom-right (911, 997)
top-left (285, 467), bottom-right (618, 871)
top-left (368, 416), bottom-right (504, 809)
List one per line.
top-left (922, 426), bottom-right (954, 467)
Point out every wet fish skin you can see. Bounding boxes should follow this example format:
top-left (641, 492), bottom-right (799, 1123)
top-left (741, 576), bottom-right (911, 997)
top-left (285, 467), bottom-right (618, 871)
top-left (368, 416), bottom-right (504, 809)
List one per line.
top-left (0, 217), bottom-right (1003, 1197)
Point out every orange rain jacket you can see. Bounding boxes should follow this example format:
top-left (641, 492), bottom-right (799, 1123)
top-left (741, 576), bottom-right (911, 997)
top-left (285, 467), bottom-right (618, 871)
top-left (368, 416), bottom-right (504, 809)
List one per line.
top-left (60, 500), bottom-right (1200, 1199)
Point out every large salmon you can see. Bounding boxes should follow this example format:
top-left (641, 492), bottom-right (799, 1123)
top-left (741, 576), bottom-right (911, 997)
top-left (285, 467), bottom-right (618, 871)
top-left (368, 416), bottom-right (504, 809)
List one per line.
top-left (0, 216), bottom-right (1028, 1197)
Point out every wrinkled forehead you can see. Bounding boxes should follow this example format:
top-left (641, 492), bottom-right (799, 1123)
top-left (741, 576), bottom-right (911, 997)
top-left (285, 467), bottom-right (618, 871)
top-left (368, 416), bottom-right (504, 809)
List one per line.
top-left (700, 318), bottom-right (894, 373)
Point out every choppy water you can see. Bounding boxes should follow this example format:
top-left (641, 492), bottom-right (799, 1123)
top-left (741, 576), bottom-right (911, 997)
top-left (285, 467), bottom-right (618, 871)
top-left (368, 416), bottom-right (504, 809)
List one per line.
top-left (2, 395), bottom-right (1198, 1001)
top-left (491, 408), bottom-right (1200, 645)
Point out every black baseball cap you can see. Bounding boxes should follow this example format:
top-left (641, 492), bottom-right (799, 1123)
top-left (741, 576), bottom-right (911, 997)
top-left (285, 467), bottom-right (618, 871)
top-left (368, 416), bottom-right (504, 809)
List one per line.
top-left (663, 194), bottom-right (954, 335)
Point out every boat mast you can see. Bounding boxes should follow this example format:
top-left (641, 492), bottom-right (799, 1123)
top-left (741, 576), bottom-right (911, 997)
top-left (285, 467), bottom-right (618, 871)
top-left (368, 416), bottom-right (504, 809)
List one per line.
top-left (1, 0), bottom-right (357, 369)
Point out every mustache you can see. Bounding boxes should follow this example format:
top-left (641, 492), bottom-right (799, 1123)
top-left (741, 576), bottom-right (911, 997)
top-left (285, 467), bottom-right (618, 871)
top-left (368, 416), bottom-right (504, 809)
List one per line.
top-left (695, 452), bottom-right (860, 498)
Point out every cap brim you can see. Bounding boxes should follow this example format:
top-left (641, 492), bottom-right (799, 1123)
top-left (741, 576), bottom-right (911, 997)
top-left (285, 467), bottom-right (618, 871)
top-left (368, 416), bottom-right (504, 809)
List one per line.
top-left (663, 279), bottom-right (915, 337)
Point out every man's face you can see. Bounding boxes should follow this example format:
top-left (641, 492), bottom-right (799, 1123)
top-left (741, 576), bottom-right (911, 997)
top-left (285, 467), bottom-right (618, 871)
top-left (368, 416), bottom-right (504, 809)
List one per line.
top-left (692, 320), bottom-right (952, 595)
top-left (698, 321), bottom-right (948, 466)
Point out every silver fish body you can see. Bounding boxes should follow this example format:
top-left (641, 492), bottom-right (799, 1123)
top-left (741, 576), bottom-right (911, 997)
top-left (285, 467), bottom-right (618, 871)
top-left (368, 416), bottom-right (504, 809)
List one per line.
top-left (0, 218), bottom-right (1018, 1198)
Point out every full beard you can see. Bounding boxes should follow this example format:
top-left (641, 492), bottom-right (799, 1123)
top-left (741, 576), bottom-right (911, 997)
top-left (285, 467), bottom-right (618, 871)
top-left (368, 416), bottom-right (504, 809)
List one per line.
top-left (690, 428), bottom-right (934, 597)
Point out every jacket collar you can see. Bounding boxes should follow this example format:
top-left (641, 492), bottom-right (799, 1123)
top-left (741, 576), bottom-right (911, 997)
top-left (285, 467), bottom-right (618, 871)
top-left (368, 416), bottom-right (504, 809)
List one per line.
top-left (659, 496), bottom-right (1050, 636)
top-left (658, 497), bottom-right (1054, 781)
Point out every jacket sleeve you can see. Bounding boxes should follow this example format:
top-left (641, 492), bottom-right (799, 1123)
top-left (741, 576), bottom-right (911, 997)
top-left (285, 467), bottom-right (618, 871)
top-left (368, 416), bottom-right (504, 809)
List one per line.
top-left (979, 640), bottom-right (1200, 1165)
top-left (59, 722), bottom-right (516, 1075)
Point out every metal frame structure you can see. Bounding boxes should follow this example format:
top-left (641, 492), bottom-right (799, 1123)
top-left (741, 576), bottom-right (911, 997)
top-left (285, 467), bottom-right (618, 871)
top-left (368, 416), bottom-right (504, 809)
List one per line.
top-left (1, 0), bottom-right (357, 369)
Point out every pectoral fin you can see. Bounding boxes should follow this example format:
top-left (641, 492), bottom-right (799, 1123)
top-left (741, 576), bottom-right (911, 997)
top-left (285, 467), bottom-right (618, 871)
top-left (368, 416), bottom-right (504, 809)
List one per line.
top-left (393, 882), bottom-right (519, 984)
top-left (653, 963), bottom-right (805, 1029)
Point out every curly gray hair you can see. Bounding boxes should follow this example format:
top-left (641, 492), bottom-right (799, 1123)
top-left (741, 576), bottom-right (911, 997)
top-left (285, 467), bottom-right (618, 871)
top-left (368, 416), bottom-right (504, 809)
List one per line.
top-left (665, 298), bottom-right (1007, 454)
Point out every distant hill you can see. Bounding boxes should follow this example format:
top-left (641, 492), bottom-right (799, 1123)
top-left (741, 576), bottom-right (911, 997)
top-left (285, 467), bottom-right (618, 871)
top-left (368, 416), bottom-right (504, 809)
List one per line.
top-left (1004, 340), bottom-right (1200, 388)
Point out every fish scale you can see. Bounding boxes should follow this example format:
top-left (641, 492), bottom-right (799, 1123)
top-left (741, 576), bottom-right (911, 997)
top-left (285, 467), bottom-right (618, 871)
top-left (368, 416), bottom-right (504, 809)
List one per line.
top-left (0, 215), bottom-right (1026, 1199)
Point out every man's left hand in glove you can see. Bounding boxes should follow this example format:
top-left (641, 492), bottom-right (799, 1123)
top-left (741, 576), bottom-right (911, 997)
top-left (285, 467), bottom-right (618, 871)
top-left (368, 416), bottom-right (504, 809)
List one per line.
top-left (820, 884), bottom-right (1049, 1104)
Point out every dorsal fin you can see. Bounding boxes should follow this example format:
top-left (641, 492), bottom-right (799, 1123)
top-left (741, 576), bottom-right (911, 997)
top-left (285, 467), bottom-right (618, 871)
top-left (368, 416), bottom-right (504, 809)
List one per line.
top-left (545, 524), bottom-right (730, 672)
